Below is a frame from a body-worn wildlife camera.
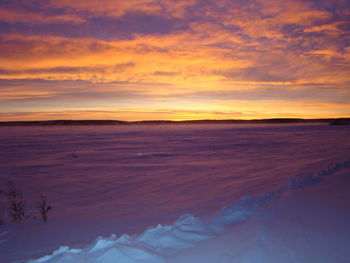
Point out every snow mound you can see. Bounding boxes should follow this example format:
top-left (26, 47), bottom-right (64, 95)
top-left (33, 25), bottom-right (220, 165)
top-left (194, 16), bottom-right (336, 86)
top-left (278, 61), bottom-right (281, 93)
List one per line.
top-left (26, 160), bottom-right (350, 263)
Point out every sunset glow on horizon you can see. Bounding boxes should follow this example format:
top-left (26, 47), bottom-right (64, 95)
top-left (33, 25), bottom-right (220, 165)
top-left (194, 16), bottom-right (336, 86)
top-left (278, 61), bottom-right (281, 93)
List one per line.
top-left (0, 0), bottom-right (349, 121)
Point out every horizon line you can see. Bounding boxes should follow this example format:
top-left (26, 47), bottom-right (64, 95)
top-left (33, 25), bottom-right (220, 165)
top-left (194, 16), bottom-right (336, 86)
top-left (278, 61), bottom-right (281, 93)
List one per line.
top-left (1, 117), bottom-right (349, 126)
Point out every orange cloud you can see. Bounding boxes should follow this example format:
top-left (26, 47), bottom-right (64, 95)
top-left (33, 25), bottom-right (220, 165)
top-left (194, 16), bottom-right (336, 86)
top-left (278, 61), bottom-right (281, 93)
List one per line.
top-left (0, 0), bottom-right (349, 120)
top-left (0, 31), bottom-right (253, 85)
top-left (303, 22), bottom-right (345, 33)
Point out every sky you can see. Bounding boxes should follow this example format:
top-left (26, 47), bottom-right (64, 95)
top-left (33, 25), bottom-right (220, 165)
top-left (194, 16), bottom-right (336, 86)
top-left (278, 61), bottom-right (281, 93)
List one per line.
top-left (0, 0), bottom-right (349, 121)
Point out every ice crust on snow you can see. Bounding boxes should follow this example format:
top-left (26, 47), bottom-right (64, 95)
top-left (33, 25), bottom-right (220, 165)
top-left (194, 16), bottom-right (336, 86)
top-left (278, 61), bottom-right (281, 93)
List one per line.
top-left (25, 160), bottom-right (350, 263)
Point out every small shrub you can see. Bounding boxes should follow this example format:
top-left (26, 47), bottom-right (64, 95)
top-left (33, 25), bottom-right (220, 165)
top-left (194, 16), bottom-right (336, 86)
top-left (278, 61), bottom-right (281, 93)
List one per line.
top-left (0, 204), bottom-right (4, 225)
top-left (38, 194), bottom-right (51, 222)
top-left (5, 181), bottom-right (26, 222)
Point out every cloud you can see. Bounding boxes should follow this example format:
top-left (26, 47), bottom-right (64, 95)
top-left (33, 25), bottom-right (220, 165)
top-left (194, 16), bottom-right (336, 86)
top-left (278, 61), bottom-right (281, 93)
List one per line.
top-left (0, 0), bottom-right (349, 120)
top-left (0, 7), bottom-right (85, 24)
top-left (47, 0), bottom-right (161, 18)
top-left (188, 85), bottom-right (350, 104)
top-left (0, 109), bottom-right (248, 122)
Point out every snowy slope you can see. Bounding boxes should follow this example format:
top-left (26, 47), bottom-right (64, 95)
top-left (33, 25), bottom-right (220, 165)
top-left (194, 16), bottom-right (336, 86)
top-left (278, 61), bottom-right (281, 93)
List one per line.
top-left (24, 160), bottom-right (350, 263)
top-left (0, 124), bottom-right (349, 262)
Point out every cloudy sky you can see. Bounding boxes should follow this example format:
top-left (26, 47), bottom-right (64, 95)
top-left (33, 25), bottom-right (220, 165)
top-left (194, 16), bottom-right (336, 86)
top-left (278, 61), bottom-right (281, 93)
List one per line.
top-left (0, 0), bottom-right (349, 120)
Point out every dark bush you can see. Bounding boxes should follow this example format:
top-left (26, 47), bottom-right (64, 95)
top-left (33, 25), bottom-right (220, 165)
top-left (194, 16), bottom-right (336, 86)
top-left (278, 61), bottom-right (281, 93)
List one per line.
top-left (5, 181), bottom-right (26, 222)
top-left (38, 194), bottom-right (51, 222)
top-left (0, 203), bottom-right (4, 225)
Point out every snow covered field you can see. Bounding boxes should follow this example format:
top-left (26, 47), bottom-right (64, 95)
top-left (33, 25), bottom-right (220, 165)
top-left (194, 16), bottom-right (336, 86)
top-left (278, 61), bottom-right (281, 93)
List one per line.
top-left (0, 124), bottom-right (349, 262)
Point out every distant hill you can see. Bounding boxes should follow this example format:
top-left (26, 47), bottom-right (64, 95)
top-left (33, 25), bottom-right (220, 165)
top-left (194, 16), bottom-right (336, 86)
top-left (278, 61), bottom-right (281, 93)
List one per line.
top-left (0, 118), bottom-right (349, 126)
top-left (329, 119), bottom-right (350, 125)
top-left (0, 120), bottom-right (128, 126)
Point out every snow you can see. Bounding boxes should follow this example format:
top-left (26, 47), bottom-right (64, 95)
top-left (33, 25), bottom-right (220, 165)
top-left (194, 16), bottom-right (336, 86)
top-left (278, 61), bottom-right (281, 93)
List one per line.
top-left (24, 160), bottom-right (350, 263)
top-left (168, 168), bottom-right (350, 263)
top-left (0, 124), bottom-right (349, 262)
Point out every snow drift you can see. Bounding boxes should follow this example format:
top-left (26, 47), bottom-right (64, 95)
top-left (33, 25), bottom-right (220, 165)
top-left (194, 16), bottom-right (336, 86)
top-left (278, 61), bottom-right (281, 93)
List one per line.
top-left (26, 160), bottom-right (350, 263)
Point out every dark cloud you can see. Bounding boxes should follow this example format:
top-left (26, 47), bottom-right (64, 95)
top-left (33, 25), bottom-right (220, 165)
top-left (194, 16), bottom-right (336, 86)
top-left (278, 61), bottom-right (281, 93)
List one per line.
top-left (153, 71), bottom-right (178, 76)
top-left (187, 86), bottom-right (350, 104)
top-left (0, 63), bottom-right (134, 75)
top-left (224, 67), bottom-right (296, 82)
